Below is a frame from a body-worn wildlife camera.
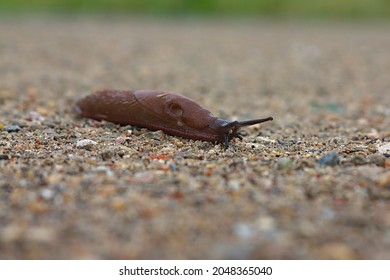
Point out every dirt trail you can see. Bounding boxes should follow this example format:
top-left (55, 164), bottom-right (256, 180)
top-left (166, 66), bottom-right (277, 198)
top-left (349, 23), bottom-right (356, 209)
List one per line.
top-left (1, 17), bottom-right (390, 259)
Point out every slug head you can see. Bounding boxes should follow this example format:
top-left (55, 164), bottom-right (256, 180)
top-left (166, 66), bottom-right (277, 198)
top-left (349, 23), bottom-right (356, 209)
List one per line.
top-left (211, 117), bottom-right (273, 148)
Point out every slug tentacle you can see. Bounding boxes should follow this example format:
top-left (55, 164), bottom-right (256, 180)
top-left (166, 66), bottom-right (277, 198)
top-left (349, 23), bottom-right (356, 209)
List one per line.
top-left (238, 117), bottom-right (274, 127)
top-left (75, 90), bottom-right (273, 148)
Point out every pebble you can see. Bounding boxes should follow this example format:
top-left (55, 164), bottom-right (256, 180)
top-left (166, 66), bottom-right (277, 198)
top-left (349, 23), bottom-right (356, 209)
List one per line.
top-left (318, 152), bottom-right (340, 166)
top-left (94, 166), bottom-right (114, 176)
top-left (115, 137), bottom-right (127, 145)
top-left (378, 143), bottom-right (390, 155)
top-left (233, 223), bottom-right (255, 239)
top-left (350, 155), bottom-right (367, 166)
top-left (76, 139), bottom-right (98, 149)
top-left (256, 216), bottom-right (276, 231)
top-left (228, 180), bottom-right (241, 191)
top-left (169, 164), bottom-right (179, 171)
top-left (368, 154), bottom-right (386, 167)
top-left (3, 124), bottom-right (21, 132)
top-left (111, 198), bottom-right (127, 211)
top-left (0, 154), bottom-right (10, 160)
top-left (277, 157), bottom-right (293, 169)
top-left (144, 130), bottom-right (165, 140)
top-left (11, 121), bottom-right (25, 127)
top-left (40, 188), bottom-right (55, 200)
top-left (245, 143), bottom-right (260, 149)
top-left (100, 149), bottom-right (115, 161)
top-left (28, 111), bottom-right (45, 122)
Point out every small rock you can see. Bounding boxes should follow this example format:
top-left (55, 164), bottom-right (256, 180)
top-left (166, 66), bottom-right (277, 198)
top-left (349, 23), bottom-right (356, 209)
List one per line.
top-left (350, 155), bottom-right (367, 166)
top-left (228, 180), bottom-right (241, 191)
top-left (256, 136), bottom-right (276, 143)
top-left (256, 216), bottom-right (276, 231)
top-left (277, 157), bottom-right (293, 169)
top-left (368, 154), bottom-right (385, 167)
top-left (28, 111), bottom-right (45, 122)
top-left (76, 139), bottom-right (98, 149)
top-left (115, 137), bottom-right (126, 145)
top-left (144, 130), bottom-right (164, 140)
top-left (378, 143), bottom-right (390, 155)
top-left (233, 223), bottom-right (255, 239)
top-left (318, 152), bottom-right (340, 166)
top-left (42, 122), bottom-right (55, 128)
top-left (3, 124), bottom-right (21, 132)
top-left (100, 149), bottom-right (114, 161)
top-left (366, 129), bottom-right (380, 139)
top-left (94, 166), bottom-right (114, 176)
top-left (0, 154), bottom-right (10, 160)
top-left (43, 128), bottom-right (55, 134)
top-left (169, 164), bottom-right (179, 171)
top-left (11, 121), bottom-right (25, 127)
top-left (40, 188), bottom-right (55, 200)
top-left (245, 143), bottom-right (260, 149)
top-left (111, 198), bottom-right (127, 211)
top-left (36, 106), bottom-right (49, 116)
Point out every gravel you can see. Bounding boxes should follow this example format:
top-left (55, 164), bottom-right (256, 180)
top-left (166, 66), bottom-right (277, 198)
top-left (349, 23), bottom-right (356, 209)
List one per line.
top-left (0, 17), bottom-right (390, 259)
top-left (3, 125), bottom-right (21, 133)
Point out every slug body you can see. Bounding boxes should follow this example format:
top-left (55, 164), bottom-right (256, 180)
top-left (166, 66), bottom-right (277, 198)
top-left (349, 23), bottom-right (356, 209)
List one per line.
top-left (75, 90), bottom-right (273, 147)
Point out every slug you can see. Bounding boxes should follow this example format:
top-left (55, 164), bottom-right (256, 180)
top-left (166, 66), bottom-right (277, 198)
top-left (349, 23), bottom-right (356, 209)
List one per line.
top-left (74, 90), bottom-right (273, 148)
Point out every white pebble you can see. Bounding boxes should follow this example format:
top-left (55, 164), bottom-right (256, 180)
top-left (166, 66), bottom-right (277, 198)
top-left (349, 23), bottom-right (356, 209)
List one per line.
top-left (228, 180), bottom-right (241, 191)
top-left (76, 139), bottom-right (98, 149)
top-left (233, 223), bottom-right (255, 239)
top-left (28, 111), bottom-right (45, 122)
top-left (40, 188), bottom-right (54, 200)
top-left (378, 142), bottom-right (390, 154)
top-left (95, 166), bottom-right (113, 176)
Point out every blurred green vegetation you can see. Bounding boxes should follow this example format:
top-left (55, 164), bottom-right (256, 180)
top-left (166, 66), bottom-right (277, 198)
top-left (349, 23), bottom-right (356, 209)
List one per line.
top-left (0, 0), bottom-right (389, 19)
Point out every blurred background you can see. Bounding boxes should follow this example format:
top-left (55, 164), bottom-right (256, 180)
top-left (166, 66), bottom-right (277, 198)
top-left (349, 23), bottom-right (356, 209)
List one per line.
top-left (0, 0), bottom-right (389, 19)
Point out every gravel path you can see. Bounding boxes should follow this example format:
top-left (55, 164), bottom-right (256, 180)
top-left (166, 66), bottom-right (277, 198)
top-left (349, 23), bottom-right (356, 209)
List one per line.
top-left (1, 17), bottom-right (390, 259)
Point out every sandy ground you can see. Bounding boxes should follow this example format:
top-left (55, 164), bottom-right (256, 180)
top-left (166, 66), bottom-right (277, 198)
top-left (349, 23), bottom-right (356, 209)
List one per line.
top-left (0, 16), bottom-right (390, 259)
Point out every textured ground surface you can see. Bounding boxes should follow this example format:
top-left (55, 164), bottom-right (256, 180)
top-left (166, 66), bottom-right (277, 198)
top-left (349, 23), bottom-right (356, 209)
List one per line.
top-left (1, 17), bottom-right (390, 259)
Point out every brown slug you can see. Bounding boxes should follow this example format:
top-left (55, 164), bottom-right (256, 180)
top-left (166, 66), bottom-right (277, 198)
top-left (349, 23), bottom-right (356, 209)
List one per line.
top-left (74, 90), bottom-right (273, 148)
